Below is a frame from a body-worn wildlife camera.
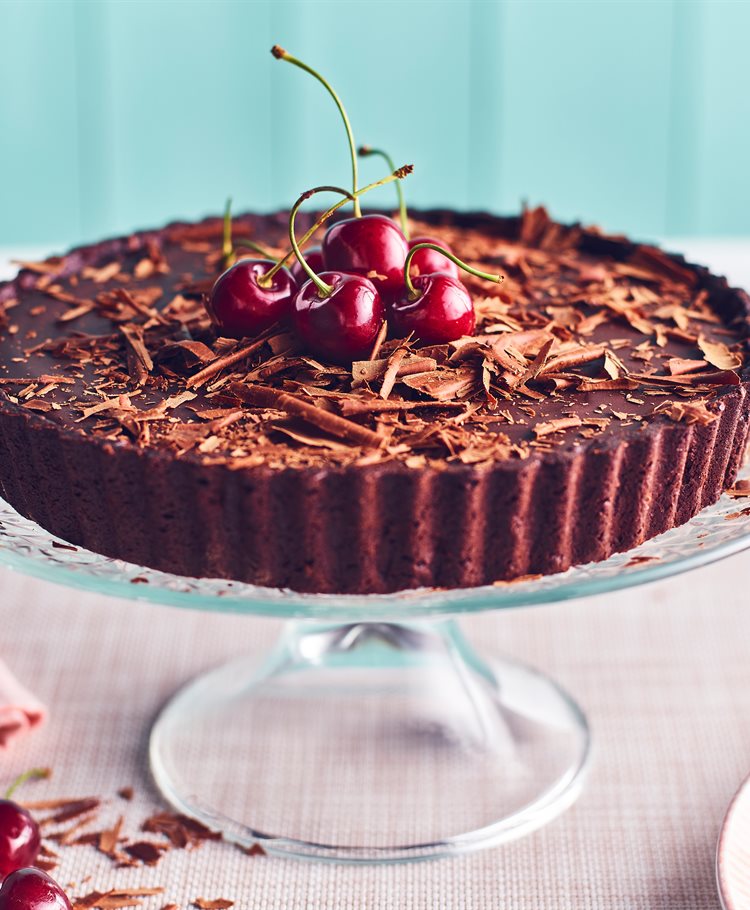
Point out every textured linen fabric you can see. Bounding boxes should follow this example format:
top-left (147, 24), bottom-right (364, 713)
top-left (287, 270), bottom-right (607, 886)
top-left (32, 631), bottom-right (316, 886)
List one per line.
top-left (0, 557), bottom-right (749, 909)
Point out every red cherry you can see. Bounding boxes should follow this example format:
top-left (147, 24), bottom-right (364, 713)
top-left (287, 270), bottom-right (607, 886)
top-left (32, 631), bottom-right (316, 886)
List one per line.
top-left (0, 869), bottom-right (71, 910)
top-left (293, 272), bottom-right (384, 363)
top-left (322, 215), bottom-right (408, 294)
top-left (291, 247), bottom-right (325, 286)
top-left (408, 237), bottom-right (459, 279)
top-left (207, 259), bottom-right (297, 339)
top-left (391, 274), bottom-right (476, 344)
top-left (0, 801), bottom-right (40, 880)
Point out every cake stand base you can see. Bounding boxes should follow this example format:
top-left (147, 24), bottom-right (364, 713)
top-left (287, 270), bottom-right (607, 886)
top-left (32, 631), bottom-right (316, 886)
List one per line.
top-left (149, 619), bottom-right (591, 862)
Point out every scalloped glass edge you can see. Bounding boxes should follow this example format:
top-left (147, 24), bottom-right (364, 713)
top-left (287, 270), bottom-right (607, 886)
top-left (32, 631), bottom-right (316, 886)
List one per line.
top-left (1, 462), bottom-right (749, 619)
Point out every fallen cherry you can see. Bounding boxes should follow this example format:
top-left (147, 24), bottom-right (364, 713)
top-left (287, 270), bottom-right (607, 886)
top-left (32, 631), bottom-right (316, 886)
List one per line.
top-left (0, 803), bottom-right (40, 882)
top-left (323, 214), bottom-right (409, 296)
top-left (206, 259), bottom-right (297, 339)
top-left (294, 271), bottom-right (384, 363)
top-left (0, 868), bottom-right (72, 910)
top-left (391, 274), bottom-right (475, 343)
top-left (391, 242), bottom-right (503, 344)
top-left (0, 770), bottom-right (48, 880)
top-left (291, 246), bottom-right (325, 285)
top-left (408, 237), bottom-right (459, 279)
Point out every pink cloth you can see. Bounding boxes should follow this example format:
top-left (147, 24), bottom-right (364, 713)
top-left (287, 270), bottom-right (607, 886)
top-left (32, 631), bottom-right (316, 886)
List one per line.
top-left (0, 659), bottom-right (45, 748)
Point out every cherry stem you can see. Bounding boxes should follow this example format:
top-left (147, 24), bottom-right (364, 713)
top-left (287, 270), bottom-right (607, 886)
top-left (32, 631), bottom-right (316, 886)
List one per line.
top-left (272, 46), bottom-right (362, 217)
top-left (289, 187), bottom-right (354, 297)
top-left (288, 166), bottom-right (414, 298)
top-left (222, 197), bottom-right (235, 268)
top-left (223, 198), bottom-right (274, 266)
top-left (259, 193), bottom-right (353, 287)
top-left (4, 767), bottom-right (50, 800)
top-left (403, 243), bottom-right (504, 300)
top-left (260, 164), bottom-right (414, 289)
top-left (358, 146), bottom-right (409, 238)
top-left (235, 239), bottom-right (275, 258)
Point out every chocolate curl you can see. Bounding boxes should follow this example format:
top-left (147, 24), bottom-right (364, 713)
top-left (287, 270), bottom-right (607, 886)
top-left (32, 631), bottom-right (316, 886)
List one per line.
top-left (229, 382), bottom-right (384, 448)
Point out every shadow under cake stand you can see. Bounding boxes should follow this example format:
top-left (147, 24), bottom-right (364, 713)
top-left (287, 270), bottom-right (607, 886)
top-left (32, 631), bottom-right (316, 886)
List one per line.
top-left (1, 471), bottom-right (749, 864)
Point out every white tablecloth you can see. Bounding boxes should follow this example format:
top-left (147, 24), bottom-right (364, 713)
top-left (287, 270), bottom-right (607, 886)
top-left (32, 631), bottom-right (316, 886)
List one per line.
top-left (1, 239), bottom-right (749, 909)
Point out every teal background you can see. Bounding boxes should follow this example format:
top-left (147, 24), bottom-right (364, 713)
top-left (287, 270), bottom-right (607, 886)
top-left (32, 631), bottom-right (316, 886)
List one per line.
top-left (1, 0), bottom-right (749, 248)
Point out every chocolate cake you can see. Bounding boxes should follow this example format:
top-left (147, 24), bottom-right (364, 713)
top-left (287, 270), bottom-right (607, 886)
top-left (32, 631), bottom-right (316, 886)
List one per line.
top-left (0, 206), bottom-right (748, 594)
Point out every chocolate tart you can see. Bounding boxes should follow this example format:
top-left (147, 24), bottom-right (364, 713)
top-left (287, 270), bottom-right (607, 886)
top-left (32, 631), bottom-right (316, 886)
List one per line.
top-left (0, 207), bottom-right (748, 594)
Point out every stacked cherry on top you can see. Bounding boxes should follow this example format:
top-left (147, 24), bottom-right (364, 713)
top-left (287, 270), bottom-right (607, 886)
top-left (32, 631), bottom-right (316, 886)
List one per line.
top-left (206, 46), bottom-right (503, 364)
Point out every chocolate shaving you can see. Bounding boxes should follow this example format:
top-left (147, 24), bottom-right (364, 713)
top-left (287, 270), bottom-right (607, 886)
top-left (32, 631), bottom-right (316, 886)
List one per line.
top-left (74, 889), bottom-right (164, 910)
top-left (53, 811), bottom-right (100, 845)
top-left (243, 843), bottom-right (266, 856)
top-left (352, 354), bottom-right (437, 385)
top-left (401, 367), bottom-right (478, 401)
top-left (697, 334), bottom-right (743, 370)
top-left (534, 416), bottom-right (609, 437)
top-left (667, 357), bottom-right (709, 376)
top-left (98, 816), bottom-right (124, 856)
top-left (119, 325), bottom-right (153, 385)
top-left (229, 383), bottom-right (384, 448)
top-left (123, 841), bottom-right (168, 866)
top-left (339, 398), bottom-right (464, 416)
top-left (653, 399), bottom-right (717, 425)
top-left (11, 258), bottom-right (65, 276)
top-left (23, 797), bottom-right (95, 811)
top-left (380, 348), bottom-right (408, 400)
top-left (141, 812), bottom-right (221, 848)
top-left (193, 901), bottom-right (233, 910)
top-left (539, 344), bottom-right (607, 375)
top-left (39, 797), bottom-right (101, 824)
top-left (368, 319), bottom-right (388, 361)
top-left (576, 378), bottom-right (639, 393)
top-left (157, 340), bottom-right (214, 367)
top-left (272, 421), bottom-right (357, 452)
top-left (82, 261), bottom-right (122, 284)
top-left (630, 369), bottom-right (740, 388)
top-left (186, 332), bottom-right (277, 388)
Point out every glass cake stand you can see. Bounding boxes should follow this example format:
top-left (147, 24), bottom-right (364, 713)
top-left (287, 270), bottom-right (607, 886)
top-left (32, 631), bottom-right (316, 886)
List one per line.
top-left (1, 473), bottom-right (750, 864)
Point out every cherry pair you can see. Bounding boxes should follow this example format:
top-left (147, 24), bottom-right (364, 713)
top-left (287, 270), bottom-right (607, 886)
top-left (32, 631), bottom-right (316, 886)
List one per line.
top-left (0, 771), bottom-right (71, 909)
top-left (0, 770), bottom-right (49, 882)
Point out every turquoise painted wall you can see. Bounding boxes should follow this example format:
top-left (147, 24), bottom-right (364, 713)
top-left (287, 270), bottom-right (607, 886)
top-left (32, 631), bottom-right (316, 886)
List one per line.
top-left (1, 0), bottom-right (749, 247)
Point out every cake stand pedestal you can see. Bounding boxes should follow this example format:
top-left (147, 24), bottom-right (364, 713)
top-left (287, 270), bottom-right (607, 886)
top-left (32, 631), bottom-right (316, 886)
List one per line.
top-left (1, 471), bottom-right (749, 862)
top-left (150, 618), bottom-right (588, 860)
